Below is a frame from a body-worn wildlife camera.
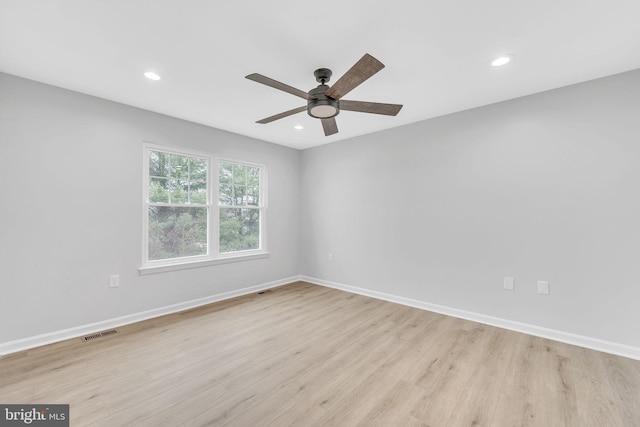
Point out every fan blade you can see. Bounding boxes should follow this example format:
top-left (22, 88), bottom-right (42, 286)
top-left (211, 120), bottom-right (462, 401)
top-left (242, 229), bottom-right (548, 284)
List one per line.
top-left (321, 117), bottom-right (338, 136)
top-left (256, 106), bottom-right (307, 124)
top-left (340, 100), bottom-right (403, 116)
top-left (246, 73), bottom-right (313, 100)
top-left (324, 54), bottom-right (385, 100)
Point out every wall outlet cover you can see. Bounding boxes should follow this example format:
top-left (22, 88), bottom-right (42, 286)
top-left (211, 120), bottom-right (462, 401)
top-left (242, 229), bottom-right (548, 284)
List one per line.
top-left (109, 274), bottom-right (120, 288)
top-left (503, 276), bottom-right (515, 291)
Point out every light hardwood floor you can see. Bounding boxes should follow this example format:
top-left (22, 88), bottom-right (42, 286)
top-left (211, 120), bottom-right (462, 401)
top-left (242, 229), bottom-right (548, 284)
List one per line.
top-left (1, 281), bottom-right (639, 426)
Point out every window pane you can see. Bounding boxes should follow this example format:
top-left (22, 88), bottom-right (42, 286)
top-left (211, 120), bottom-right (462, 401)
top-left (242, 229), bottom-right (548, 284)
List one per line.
top-left (190, 180), bottom-right (207, 204)
top-left (167, 178), bottom-right (187, 204)
top-left (219, 162), bottom-right (233, 185)
top-left (190, 158), bottom-right (207, 181)
top-left (247, 167), bottom-right (260, 187)
top-left (149, 150), bottom-right (169, 178)
top-left (148, 206), bottom-right (208, 260)
top-left (170, 154), bottom-right (189, 180)
top-left (219, 184), bottom-right (232, 205)
top-left (149, 177), bottom-right (169, 203)
top-left (233, 164), bottom-right (248, 186)
top-left (219, 208), bottom-right (260, 253)
top-left (247, 186), bottom-right (259, 206)
top-left (233, 185), bottom-right (247, 205)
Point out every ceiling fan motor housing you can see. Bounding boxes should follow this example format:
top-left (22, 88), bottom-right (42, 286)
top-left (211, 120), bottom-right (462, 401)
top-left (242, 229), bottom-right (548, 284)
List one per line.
top-left (307, 83), bottom-right (339, 119)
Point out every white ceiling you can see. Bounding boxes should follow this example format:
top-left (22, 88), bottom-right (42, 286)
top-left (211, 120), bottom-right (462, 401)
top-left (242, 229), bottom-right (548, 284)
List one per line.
top-left (1, 1), bottom-right (640, 150)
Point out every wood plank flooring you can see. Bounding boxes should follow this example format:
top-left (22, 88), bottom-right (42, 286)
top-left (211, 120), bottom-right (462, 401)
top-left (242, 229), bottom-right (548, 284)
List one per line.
top-left (1, 281), bottom-right (639, 426)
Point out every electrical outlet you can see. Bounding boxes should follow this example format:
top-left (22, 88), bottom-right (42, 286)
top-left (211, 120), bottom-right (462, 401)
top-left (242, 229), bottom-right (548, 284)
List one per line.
top-left (328, 253), bottom-right (333, 262)
top-left (109, 274), bottom-right (120, 288)
top-left (503, 276), bottom-right (515, 291)
top-left (537, 280), bottom-right (550, 295)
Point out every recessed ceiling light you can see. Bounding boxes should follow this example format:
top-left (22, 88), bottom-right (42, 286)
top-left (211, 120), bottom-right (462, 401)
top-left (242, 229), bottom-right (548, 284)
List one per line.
top-left (144, 71), bottom-right (161, 81)
top-left (490, 55), bottom-right (513, 67)
top-left (294, 124), bottom-right (304, 131)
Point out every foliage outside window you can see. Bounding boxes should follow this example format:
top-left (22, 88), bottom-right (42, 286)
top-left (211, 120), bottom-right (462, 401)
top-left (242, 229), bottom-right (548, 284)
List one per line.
top-left (143, 144), bottom-right (265, 267)
top-left (147, 149), bottom-right (208, 261)
top-left (219, 162), bottom-right (262, 253)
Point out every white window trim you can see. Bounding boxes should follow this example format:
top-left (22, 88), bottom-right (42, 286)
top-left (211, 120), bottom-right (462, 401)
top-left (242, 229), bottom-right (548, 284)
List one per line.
top-left (138, 252), bottom-right (270, 275)
top-left (140, 142), bottom-right (268, 274)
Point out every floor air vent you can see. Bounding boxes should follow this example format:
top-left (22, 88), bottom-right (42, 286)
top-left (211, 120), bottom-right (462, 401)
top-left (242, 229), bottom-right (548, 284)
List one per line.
top-left (82, 329), bottom-right (119, 342)
top-left (257, 289), bottom-right (273, 295)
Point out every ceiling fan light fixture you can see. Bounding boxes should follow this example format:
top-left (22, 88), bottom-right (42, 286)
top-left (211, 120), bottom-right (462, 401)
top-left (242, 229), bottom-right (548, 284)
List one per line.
top-left (307, 82), bottom-right (339, 119)
top-left (309, 103), bottom-right (338, 119)
top-left (308, 97), bottom-right (339, 119)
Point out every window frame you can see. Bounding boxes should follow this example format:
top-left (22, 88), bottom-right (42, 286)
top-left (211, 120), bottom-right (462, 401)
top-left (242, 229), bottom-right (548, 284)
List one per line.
top-left (215, 158), bottom-right (268, 260)
top-left (140, 142), bottom-right (268, 275)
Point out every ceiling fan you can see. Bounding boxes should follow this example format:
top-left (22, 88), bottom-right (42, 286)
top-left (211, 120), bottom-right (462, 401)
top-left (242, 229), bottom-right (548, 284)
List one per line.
top-left (246, 53), bottom-right (403, 136)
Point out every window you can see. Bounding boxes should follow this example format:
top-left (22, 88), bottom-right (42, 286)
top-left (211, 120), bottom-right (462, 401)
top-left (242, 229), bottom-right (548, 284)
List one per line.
top-left (142, 143), bottom-right (266, 270)
top-left (218, 162), bottom-right (262, 253)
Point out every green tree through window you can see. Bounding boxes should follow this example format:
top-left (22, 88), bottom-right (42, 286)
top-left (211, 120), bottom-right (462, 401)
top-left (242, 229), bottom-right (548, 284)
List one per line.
top-left (219, 162), bottom-right (262, 253)
top-left (144, 144), bottom-right (265, 266)
top-left (147, 150), bottom-right (208, 260)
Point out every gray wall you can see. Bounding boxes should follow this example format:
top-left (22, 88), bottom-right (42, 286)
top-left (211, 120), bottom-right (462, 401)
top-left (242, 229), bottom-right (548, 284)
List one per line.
top-left (0, 72), bottom-right (300, 343)
top-left (300, 69), bottom-right (640, 348)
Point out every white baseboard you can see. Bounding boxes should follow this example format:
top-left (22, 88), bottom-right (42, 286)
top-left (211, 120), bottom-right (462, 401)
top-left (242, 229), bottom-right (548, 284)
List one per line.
top-left (4, 275), bottom-right (639, 361)
top-left (300, 275), bottom-right (640, 361)
top-left (0, 276), bottom-right (299, 356)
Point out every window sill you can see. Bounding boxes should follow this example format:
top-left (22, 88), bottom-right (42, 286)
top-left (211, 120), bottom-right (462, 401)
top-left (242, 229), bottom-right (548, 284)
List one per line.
top-left (138, 252), bottom-right (269, 275)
